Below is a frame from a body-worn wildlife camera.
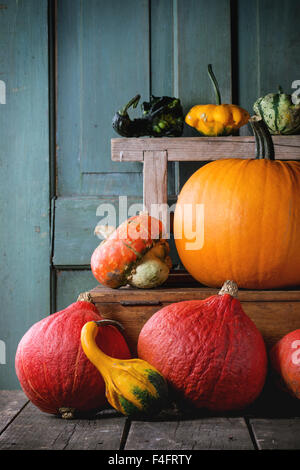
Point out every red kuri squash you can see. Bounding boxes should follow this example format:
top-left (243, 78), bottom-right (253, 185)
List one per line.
top-left (138, 281), bottom-right (267, 412)
top-left (270, 329), bottom-right (300, 399)
top-left (15, 294), bottom-right (131, 418)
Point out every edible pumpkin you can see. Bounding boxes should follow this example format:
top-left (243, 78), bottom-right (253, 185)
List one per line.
top-left (270, 329), bottom-right (300, 399)
top-left (81, 320), bottom-right (168, 417)
top-left (185, 64), bottom-right (250, 136)
top-left (138, 281), bottom-right (267, 412)
top-left (91, 213), bottom-right (172, 289)
top-left (174, 115), bottom-right (300, 289)
top-left (15, 293), bottom-right (131, 418)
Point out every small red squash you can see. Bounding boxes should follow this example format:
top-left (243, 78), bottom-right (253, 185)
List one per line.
top-left (270, 329), bottom-right (300, 399)
top-left (15, 294), bottom-right (131, 418)
top-left (138, 281), bottom-right (267, 412)
top-left (91, 213), bottom-right (172, 289)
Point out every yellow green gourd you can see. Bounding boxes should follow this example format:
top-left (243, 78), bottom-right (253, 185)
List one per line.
top-left (80, 320), bottom-right (168, 417)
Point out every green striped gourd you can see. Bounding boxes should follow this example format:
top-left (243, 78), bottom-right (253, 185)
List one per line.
top-left (253, 87), bottom-right (300, 135)
top-left (81, 320), bottom-right (168, 417)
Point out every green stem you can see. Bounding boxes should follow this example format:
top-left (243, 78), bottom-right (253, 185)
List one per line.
top-left (249, 115), bottom-right (275, 160)
top-left (119, 94), bottom-right (141, 116)
top-left (207, 64), bottom-right (221, 105)
top-left (95, 319), bottom-right (125, 332)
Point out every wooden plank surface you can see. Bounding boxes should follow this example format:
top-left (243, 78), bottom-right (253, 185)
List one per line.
top-left (0, 391), bottom-right (28, 434)
top-left (0, 399), bottom-right (126, 451)
top-left (250, 418), bottom-right (300, 450)
top-left (112, 135), bottom-right (300, 162)
top-left (125, 417), bottom-right (254, 450)
top-left (1, 392), bottom-right (300, 450)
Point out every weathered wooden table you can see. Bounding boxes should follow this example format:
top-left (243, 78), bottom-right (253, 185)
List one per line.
top-left (1, 388), bottom-right (300, 451)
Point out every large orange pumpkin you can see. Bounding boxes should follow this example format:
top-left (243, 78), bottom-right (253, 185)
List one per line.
top-left (174, 116), bottom-right (300, 289)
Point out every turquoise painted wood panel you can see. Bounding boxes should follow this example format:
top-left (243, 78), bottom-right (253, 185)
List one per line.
top-left (237, 0), bottom-right (259, 132)
top-left (0, 0), bottom-right (50, 388)
top-left (258, 0), bottom-right (300, 97)
top-left (80, 0), bottom-right (150, 174)
top-left (56, 0), bottom-right (149, 197)
top-left (176, 0), bottom-right (232, 125)
top-left (52, 195), bottom-right (180, 267)
top-left (53, 196), bottom-right (144, 267)
top-left (55, 0), bottom-right (233, 196)
top-left (56, 270), bottom-right (97, 311)
top-left (238, 0), bottom-right (300, 135)
top-left (150, 0), bottom-right (174, 97)
top-left (175, 0), bottom-right (232, 187)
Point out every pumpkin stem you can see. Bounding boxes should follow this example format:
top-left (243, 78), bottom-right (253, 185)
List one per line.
top-left (95, 319), bottom-right (125, 332)
top-left (249, 115), bottom-right (275, 160)
top-left (58, 407), bottom-right (76, 419)
top-left (218, 280), bottom-right (238, 298)
top-left (77, 292), bottom-right (94, 303)
top-left (207, 64), bottom-right (221, 105)
top-left (119, 94), bottom-right (141, 116)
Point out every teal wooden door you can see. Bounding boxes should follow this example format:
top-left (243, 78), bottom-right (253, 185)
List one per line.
top-left (1, 0), bottom-right (299, 389)
top-left (54, 0), bottom-right (300, 311)
top-left (54, 0), bottom-right (234, 309)
top-left (0, 0), bottom-right (50, 388)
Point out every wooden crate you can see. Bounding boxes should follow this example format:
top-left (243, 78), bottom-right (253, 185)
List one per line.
top-left (90, 273), bottom-right (300, 355)
top-left (89, 135), bottom-right (300, 354)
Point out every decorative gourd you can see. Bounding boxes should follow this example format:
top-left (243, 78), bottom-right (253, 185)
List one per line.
top-left (270, 329), bottom-right (300, 399)
top-left (253, 86), bottom-right (300, 135)
top-left (185, 64), bottom-right (250, 136)
top-left (91, 213), bottom-right (172, 289)
top-left (138, 281), bottom-right (267, 412)
top-left (15, 293), bottom-right (131, 419)
top-left (174, 115), bottom-right (300, 289)
top-left (81, 320), bottom-right (168, 417)
top-left (112, 94), bottom-right (184, 137)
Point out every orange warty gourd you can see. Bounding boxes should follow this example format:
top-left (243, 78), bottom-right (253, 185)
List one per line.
top-left (174, 116), bottom-right (300, 289)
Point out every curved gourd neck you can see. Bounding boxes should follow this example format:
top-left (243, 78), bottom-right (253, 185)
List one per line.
top-left (80, 320), bottom-right (125, 378)
top-left (249, 116), bottom-right (275, 160)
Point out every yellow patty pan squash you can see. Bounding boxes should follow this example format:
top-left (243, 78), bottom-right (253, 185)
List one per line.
top-left (185, 65), bottom-right (250, 136)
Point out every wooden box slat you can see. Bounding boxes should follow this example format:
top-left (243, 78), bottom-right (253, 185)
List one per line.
top-left (90, 273), bottom-right (300, 355)
top-left (112, 135), bottom-right (300, 162)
